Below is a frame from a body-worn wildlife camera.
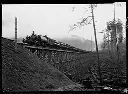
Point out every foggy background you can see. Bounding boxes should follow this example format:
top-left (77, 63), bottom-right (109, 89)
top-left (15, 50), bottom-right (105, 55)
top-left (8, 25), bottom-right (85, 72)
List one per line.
top-left (2, 4), bottom-right (126, 51)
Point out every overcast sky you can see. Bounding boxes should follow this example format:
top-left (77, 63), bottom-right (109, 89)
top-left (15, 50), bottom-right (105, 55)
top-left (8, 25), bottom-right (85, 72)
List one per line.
top-left (2, 3), bottom-right (126, 43)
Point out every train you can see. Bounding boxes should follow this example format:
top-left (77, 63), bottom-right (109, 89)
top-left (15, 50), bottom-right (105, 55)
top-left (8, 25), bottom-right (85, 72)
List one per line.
top-left (20, 31), bottom-right (87, 53)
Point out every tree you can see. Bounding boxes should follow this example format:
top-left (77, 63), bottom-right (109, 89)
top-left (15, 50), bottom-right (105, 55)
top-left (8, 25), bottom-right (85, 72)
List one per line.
top-left (106, 18), bottom-right (123, 57)
top-left (106, 18), bottom-right (126, 83)
top-left (69, 4), bottom-right (102, 85)
top-left (100, 28), bottom-right (111, 54)
top-left (100, 33), bottom-right (108, 50)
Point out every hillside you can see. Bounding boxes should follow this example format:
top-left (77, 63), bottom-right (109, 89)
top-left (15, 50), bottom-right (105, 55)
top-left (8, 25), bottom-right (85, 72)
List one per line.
top-left (55, 36), bottom-right (95, 51)
top-left (2, 37), bottom-right (82, 92)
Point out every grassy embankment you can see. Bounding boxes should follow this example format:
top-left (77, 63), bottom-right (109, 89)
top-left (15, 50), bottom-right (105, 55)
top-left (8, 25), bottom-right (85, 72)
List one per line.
top-left (2, 37), bottom-right (84, 92)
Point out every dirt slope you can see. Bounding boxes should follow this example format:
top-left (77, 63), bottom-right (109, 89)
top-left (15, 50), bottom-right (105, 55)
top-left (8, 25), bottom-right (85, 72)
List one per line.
top-left (2, 37), bottom-right (81, 92)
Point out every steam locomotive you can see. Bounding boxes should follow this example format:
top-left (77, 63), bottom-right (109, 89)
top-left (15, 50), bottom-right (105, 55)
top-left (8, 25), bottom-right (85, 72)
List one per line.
top-left (22, 31), bottom-right (86, 52)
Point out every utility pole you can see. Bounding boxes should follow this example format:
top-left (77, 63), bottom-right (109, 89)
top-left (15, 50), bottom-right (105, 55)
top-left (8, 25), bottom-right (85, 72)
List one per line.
top-left (113, 3), bottom-right (119, 61)
top-left (113, 2), bottom-right (120, 83)
top-left (15, 17), bottom-right (17, 50)
top-left (113, 3), bottom-right (118, 51)
top-left (114, 3), bottom-right (115, 23)
top-left (91, 4), bottom-right (102, 85)
top-left (91, 36), bottom-right (92, 51)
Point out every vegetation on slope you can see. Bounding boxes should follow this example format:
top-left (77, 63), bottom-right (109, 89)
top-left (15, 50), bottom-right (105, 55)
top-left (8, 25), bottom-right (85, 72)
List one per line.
top-left (2, 37), bottom-right (82, 92)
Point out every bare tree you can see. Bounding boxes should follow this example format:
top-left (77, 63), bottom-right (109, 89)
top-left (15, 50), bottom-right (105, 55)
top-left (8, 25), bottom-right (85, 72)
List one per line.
top-left (69, 4), bottom-right (102, 85)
